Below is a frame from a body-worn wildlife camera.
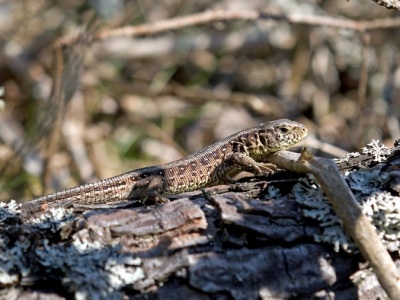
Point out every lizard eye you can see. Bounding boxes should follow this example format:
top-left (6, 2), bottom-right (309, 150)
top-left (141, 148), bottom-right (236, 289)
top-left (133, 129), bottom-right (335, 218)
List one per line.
top-left (278, 126), bottom-right (289, 134)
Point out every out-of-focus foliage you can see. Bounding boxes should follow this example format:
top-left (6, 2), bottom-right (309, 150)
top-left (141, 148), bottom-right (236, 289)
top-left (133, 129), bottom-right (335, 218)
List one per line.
top-left (0, 0), bottom-right (399, 202)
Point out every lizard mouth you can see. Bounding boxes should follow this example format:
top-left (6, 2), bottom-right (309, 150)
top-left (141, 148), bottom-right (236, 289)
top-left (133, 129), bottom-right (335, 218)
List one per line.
top-left (284, 125), bottom-right (308, 148)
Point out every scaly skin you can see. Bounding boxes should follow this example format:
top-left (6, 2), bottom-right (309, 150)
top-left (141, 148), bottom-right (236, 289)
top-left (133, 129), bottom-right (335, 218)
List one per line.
top-left (22, 119), bottom-right (307, 213)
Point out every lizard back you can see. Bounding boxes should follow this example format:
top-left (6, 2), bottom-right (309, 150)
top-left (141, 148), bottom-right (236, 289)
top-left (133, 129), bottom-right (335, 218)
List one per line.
top-left (22, 119), bottom-right (307, 213)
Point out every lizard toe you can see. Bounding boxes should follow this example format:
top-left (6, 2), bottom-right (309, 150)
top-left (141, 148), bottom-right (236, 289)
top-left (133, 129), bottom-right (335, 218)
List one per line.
top-left (257, 163), bottom-right (277, 176)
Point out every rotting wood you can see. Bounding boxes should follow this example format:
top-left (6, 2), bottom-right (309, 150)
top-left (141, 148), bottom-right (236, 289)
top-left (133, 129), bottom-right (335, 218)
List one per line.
top-left (1, 143), bottom-right (400, 299)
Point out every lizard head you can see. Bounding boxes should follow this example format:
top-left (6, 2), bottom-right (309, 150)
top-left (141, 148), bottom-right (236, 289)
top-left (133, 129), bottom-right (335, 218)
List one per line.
top-left (255, 119), bottom-right (308, 153)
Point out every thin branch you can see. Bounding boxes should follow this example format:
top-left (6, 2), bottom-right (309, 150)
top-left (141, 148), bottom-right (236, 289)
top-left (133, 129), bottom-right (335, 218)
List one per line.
top-left (303, 136), bottom-right (348, 158)
top-left (357, 33), bottom-right (371, 149)
top-left (55, 10), bottom-right (400, 47)
top-left (267, 150), bottom-right (400, 299)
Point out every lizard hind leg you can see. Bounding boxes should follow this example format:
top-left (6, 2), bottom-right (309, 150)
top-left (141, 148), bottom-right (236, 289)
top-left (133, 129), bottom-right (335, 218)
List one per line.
top-left (128, 175), bottom-right (170, 205)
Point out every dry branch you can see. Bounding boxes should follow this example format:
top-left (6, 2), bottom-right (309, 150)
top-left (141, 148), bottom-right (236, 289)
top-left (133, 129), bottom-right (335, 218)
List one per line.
top-left (54, 10), bottom-right (400, 47)
top-left (267, 149), bottom-right (400, 299)
top-left (2, 143), bottom-right (400, 298)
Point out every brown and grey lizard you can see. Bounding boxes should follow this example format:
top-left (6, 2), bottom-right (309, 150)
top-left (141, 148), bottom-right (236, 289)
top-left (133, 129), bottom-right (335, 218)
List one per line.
top-left (22, 119), bottom-right (307, 213)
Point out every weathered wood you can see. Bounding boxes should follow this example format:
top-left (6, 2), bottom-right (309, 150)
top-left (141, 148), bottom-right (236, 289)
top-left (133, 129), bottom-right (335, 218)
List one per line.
top-left (268, 146), bottom-right (400, 299)
top-left (1, 143), bottom-right (400, 299)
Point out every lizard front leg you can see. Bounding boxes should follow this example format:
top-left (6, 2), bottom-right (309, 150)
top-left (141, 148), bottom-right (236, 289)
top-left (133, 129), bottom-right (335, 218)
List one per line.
top-left (228, 152), bottom-right (277, 177)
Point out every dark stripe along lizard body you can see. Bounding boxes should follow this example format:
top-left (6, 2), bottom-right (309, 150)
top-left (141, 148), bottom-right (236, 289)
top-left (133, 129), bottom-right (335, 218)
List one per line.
top-left (22, 119), bottom-right (307, 213)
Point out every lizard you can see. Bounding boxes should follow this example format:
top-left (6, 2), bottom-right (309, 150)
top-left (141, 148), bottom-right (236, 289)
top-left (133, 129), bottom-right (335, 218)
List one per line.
top-left (21, 119), bottom-right (307, 214)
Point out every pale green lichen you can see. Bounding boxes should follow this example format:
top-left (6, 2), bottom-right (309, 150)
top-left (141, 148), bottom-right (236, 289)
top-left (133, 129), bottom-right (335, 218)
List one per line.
top-left (333, 139), bottom-right (390, 164)
top-left (266, 185), bottom-right (282, 198)
top-left (36, 238), bottom-right (144, 299)
top-left (360, 140), bottom-right (391, 162)
top-left (333, 151), bottom-right (360, 163)
top-left (28, 206), bottom-right (75, 232)
top-left (0, 201), bottom-right (144, 297)
top-left (0, 236), bottom-right (29, 285)
top-left (294, 141), bottom-right (399, 253)
top-left (0, 201), bottom-right (29, 285)
top-left (293, 179), bottom-right (357, 253)
top-left (0, 200), bottom-right (20, 222)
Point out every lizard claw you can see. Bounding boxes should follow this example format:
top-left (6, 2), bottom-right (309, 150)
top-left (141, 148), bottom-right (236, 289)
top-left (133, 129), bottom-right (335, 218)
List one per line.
top-left (255, 163), bottom-right (277, 176)
top-left (142, 192), bottom-right (170, 206)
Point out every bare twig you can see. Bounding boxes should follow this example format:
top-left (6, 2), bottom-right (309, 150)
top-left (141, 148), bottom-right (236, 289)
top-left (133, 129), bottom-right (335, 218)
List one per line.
top-left (41, 44), bottom-right (65, 194)
top-left (357, 33), bottom-right (371, 149)
top-left (41, 37), bottom-right (88, 193)
top-left (267, 150), bottom-right (400, 299)
top-left (95, 11), bottom-right (400, 39)
top-left (303, 136), bottom-right (348, 158)
top-left (108, 81), bottom-right (283, 116)
top-left (128, 114), bottom-right (188, 157)
top-left (54, 10), bottom-right (400, 47)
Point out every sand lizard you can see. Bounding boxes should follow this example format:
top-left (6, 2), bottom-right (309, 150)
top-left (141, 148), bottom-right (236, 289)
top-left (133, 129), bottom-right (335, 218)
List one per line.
top-left (22, 119), bottom-right (307, 213)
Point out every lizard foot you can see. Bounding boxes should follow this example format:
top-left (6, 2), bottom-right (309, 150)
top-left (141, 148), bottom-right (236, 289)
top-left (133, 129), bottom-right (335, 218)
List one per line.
top-left (142, 192), bottom-right (170, 206)
top-left (254, 162), bottom-right (278, 176)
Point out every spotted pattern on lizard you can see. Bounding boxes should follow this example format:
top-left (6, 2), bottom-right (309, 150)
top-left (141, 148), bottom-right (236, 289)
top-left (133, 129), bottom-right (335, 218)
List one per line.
top-left (22, 119), bottom-right (307, 213)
